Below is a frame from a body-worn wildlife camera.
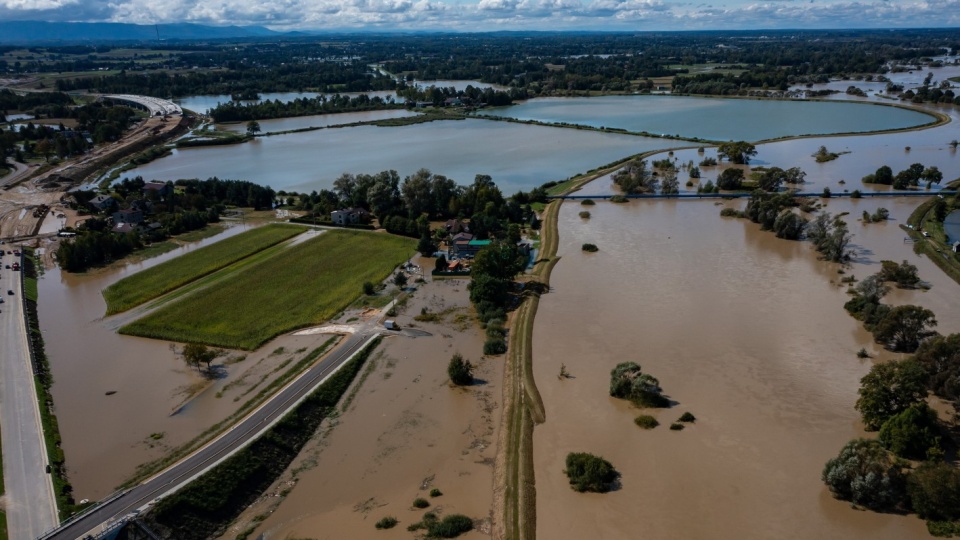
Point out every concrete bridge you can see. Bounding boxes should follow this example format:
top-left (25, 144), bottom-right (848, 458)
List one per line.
top-left (98, 95), bottom-right (182, 117)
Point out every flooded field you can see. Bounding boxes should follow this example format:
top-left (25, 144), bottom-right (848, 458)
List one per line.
top-left (217, 109), bottom-right (420, 133)
top-left (244, 277), bottom-right (499, 539)
top-left (531, 197), bottom-right (958, 540)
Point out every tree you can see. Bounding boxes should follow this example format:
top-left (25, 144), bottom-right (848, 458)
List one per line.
top-left (757, 167), bottom-right (785, 192)
top-left (907, 462), bottom-right (960, 522)
top-left (609, 362), bottom-right (668, 408)
top-left (660, 170), bottom-right (680, 195)
top-left (821, 438), bottom-right (906, 511)
top-left (245, 120), bottom-right (261, 135)
top-left (448, 353), bottom-right (473, 385)
top-left (878, 260), bottom-right (920, 288)
top-left (393, 272), bottom-right (408, 288)
top-left (363, 281), bottom-right (376, 295)
top-left (471, 241), bottom-right (526, 281)
top-left (855, 359), bottom-right (929, 430)
top-left (913, 333), bottom-right (960, 401)
top-left (564, 452), bottom-right (620, 493)
top-left (773, 210), bottom-right (806, 240)
top-left (434, 254), bottom-right (448, 273)
top-left (716, 168), bottom-right (744, 190)
top-left (717, 141), bottom-right (757, 164)
top-left (417, 232), bottom-right (435, 256)
top-left (921, 166), bottom-right (943, 187)
top-left (877, 403), bottom-right (941, 459)
top-left (872, 304), bottom-right (937, 352)
top-left (183, 343), bottom-right (217, 373)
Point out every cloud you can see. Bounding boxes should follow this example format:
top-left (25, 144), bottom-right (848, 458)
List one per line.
top-left (1, 0), bottom-right (960, 30)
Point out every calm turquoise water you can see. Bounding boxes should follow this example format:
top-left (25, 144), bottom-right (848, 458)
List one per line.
top-left (477, 96), bottom-right (935, 141)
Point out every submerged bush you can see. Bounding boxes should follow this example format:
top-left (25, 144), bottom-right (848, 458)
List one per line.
top-left (609, 195), bottom-right (629, 203)
top-left (877, 404), bottom-right (941, 460)
top-left (634, 415), bottom-right (659, 429)
top-left (678, 412), bottom-right (696, 423)
top-left (429, 488), bottom-right (443, 498)
top-left (582, 243), bottom-right (599, 252)
top-left (427, 514), bottom-right (474, 538)
top-left (579, 211), bottom-right (591, 219)
top-left (564, 452), bottom-right (620, 493)
top-left (484, 338), bottom-right (507, 355)
top-left (375, 516), bottom-right (399, 529)
top-left (413, 498), bottom-right (430, 509)
top-left (447, 353), bottom-right (474, 386)
top-left (908, 462), bottom-right (960, 522)
top-left (581, 199), bottom-right (596, 206)
top-left (821, 438), bottom-right (906, 511)
top-left (609, 362), bottom-right (669, 408)
top-left (669, 423), bottom-right (685, 431)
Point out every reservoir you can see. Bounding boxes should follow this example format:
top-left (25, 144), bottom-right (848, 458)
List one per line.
top-left (478, 95), bottom-right (935, 141)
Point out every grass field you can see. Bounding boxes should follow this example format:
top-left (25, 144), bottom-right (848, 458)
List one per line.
top-left (103, 224), bottom-right (306, 315)
top-left (120, 230), bottom-right (414, 350)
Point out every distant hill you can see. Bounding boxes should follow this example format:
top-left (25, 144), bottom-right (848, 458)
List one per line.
top-left (0, 21), bottom-right (282, 43)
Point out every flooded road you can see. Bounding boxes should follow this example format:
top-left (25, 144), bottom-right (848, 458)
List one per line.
top-left (531, 198), bottom-right (953, 539)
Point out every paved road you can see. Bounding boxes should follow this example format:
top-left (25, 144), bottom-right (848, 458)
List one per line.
top-left (0, 252), bottom-right (59, 539)
top-left (41, 331), bottom-right (376, 540)
top-left (0, 162), bottom-right (38, 189)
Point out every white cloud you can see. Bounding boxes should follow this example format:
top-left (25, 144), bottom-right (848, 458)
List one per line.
top-left (2, 0), bottom-right (960, 30)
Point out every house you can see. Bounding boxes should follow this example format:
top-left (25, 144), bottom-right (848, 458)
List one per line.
top-left (142, 181), bottom-right (172, 197)
top-left (445, 219), bottom-right (468, 235)
top-left (451, 232), bottom-right (473, 243)
top-left (331, 207), bottom-right (371, 226)
top-left (443, 97), bottom-right (463, 107)
top-left (113, 222), bottom-right (137, 234)
top-left (450, 239), bottom-right (491, 259)
top-left (89, 195), bottom-right (116, 211)
top-left (112, 208), bottom-right (144, 225)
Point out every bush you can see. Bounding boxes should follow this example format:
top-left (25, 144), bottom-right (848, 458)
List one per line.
top-left (609, 195), bottom-right (628, 203)
top-left (877, 404), bottom-right (941, 460)
top-left (719, 208), bottom-right (741, 217)
top-left (581, 199), bottom-right (596, 206)
top-left (634, 415), bottom-right (659, 429)
top-left (678, 412), bottom-right (696, 423)
top-left (429, 488), bottom-right (443, 497)
top-left (413, 498), bottom-right (430, 509)
top-left (669, 423), bottom-right (685, 431)
top-left (375, 516), bottom-right (399, 529)
top-left (564, 452), bottom-right (619, 493)
top-left (362, 281), bottom-right (376, 295)
top-left (582, 243), bottom-right (599, 252)
top-left (908, 462), bottom-right (960, 522)
top-left (447, 353), bottom-right (474, 386)
top-left (427, 514), bottom-right (473, 538)
top-left (579, 211), bottom-right (591, 219)
top-left (609, 362), bottom-right (669, 408)
top-left (821, 438), bottom-right (906, 511)
top-left (484, 338), bottom-right (507, 355)
top-left (855, 359), bottom-right (928, 430)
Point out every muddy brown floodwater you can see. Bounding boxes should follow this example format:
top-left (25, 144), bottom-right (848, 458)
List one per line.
top-left (532, 198), bottom-right (956, 540)
top-left (243, 277), bottom-right (498, 539)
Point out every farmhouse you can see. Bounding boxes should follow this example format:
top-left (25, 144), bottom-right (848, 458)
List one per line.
top-left (143, 181), bottom-right (172, 197)
top-left (331, 207), bottom-right (371, 226)
top-left (112, 208), bottom-right (144, 225)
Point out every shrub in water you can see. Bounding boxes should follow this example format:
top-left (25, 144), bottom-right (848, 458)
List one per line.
top-left (427, 514), bottom-right (474, 538)
top-left (634, 415), bottom-right (659, 429)
top-left (581, 199), bottom-right (596, 206)
top-left (579, 211), bottom-right (591, 219)
top-left (669, 423), bottom-right (685, 431)
top-left (564, 452), bottom-right (620, 493)
top-left (413, 498), bottom-right (430, 509)
top-left (582, 243), bottom-right (599, 252)
top-left (375, 517), bottom-right (399, 529)
top-left (678, 412), bottom-right (696, 423)
top-left (448, 353), bottom-right (474, 386)
top-left (609, 362), bottom-right (669, 408)
top-left (610, 195), bottom-right (629, 203)
top-left (484, 338), bottom-right (507, 355)
top-left (429, 488), bottom-right (443, 498)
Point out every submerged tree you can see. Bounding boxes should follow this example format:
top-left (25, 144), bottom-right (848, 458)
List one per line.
top-left (448, 353), bottom-right (474, 386)
top-left (855, 359), bottom-right (929, 430)
top-left (609, 362), bottom-right (668, 407)
top-left (822, 438), bottom-right (906, 511)
top-left (564, 452), bottom-right (620, 493)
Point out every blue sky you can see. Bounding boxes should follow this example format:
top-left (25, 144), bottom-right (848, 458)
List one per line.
top-left (2, 0), bottom-right (960, 31)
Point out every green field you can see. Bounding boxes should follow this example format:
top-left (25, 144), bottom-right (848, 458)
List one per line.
top-left (103, 224), bottom-right (307, 315)
top-left (120, 230), bottom-right (414, 349)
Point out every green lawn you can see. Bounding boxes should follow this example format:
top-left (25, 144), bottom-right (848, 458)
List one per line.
top-left (120, 230), bottom-right (414, 350)
top-left (103, 224), bottom-right (306, 315)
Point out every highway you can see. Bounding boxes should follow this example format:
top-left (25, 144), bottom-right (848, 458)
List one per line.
top-left (0, 251), bottom-right (59, 540)
top-left (40, 331), bottom-right (376, 540)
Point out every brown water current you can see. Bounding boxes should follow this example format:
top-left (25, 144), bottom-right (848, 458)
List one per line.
top-left (531, 198), bottom-right (955, 540)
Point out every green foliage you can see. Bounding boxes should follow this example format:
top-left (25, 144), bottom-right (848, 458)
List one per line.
top-left (716, 168), bottom-right (745, 190)
top-left (580, 199), bottom-right (596, 206)
top-left (103, 225), bottom-right (306, 314)
top-left (144, 339), bottom-right (380, 540)
top-left (913, 333), bottom-right (960, 402)
top-left (375, 516), bottom-right (399, 529)
top-left (699, 157), bottom-right (718, 167)
top-left (908, 462), bottom-right (960, 522)
top-left (579, 211), bottom-right (591, 219)
top-left (821, 438), bottom-right (906, 511)
top-left (609, 194), bottom-right (629, 203)
top-left (872, 304), bottom-right (937, 352)
top-left (183, 343), bottom-right (217, 372)
top-left (448, 353), bottom-right (474, 385)
top-left (483, 338), bottom-right (507, 356)
top-left (363, 281), bottom-right (376, 295)
top-left (878, 260), bottom-right (920, 288)
top-left (429, 488), bottom-right (443, 497)
top-left (564, 452), bottom-right (619, 493)
top-left (927, 520), bottom-right (960, 538)
top-left (609, 362), bottom-right (669, 408)
top-left (612, 158), bottom-right (657, 194)
top-left (634, 415), bottom-right (658, 429)
top-left (717, 141), bottom-right (757, 164)
top-left (121, 230), bottom-right (413, 350)
top-left (855, 359), bottom-right (929, 430)
top-left (427, 514), bottom-right (474, 538)
top-left (413, 498), bottom-right (430, 509)
top-left (877, 403), bottom-right (941, 459)
top-left (581, 243), bottom-right (599, 252)
top-left (669, 423), bottom-right (685, 431)
top-left (678, 412), bottom-right (696, 423)
top-left (393, 272), bottom-right (408, 288)
top-left (805, 212), bottom-right (852, 262)
top-left (719, 208), bottom-right (741, 217)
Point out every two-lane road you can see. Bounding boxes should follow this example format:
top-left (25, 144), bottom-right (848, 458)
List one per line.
top-left (0, 252), bottom-right (59, 540)
top-left (42, 330), bottom-right (376, 540)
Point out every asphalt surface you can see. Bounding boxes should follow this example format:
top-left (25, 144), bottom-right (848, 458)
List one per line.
top-left (41, 331), bottom-right (375, 540)
top-left (0, 252), bottom-right (60, 540)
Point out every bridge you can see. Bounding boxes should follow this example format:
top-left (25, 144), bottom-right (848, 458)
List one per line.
top-left (549, 190), bottom-right (958, 200)
top-left (98, 95), bottom-right (182, 117)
